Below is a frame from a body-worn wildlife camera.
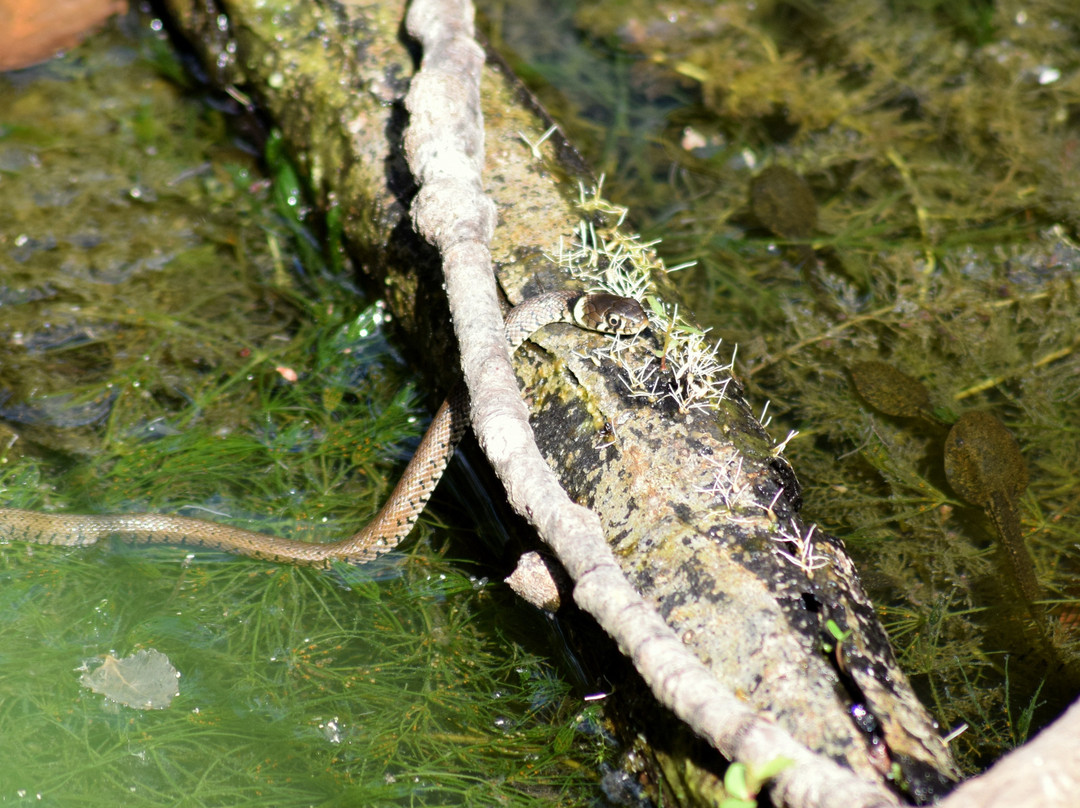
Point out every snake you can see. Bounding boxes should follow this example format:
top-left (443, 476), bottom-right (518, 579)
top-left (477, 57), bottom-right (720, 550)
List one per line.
top-left (0, 290), bottom-right (648, 566)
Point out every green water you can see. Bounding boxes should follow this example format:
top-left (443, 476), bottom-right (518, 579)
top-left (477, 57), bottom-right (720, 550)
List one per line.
top-left (480, 0), bottom-right (1080, 773)
top-left (6, 0), bottom-right (1079, 798)
top-left (0, 16), bottom-right (612, 807)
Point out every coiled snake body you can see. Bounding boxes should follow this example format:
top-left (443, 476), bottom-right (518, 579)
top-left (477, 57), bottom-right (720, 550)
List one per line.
top-left (0, 290), bottom-right (647, 566)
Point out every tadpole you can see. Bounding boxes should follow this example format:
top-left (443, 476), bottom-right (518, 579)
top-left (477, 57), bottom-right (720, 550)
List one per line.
top-left (944, 411), bottom-right (1038, 604)
top-left (849, 361), bottom-right (941, 425)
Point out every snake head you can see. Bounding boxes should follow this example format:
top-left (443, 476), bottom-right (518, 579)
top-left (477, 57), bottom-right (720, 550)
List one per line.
top-left (575, 293), bottom-right (649, 335)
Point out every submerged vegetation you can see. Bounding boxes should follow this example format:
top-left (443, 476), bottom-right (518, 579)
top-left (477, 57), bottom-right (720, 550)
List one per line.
top-left (482, 0), bottom-right (1080, 773)
top-left (0, 17), bottom-right (617, 805)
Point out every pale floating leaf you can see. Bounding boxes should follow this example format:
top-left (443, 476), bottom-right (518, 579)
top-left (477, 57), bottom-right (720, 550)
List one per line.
top-left (79, 649), bottom-right (181, 710)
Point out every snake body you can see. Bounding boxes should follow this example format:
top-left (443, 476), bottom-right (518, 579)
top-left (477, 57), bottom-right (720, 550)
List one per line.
top-left (0, 291), bottom-right (648, 566)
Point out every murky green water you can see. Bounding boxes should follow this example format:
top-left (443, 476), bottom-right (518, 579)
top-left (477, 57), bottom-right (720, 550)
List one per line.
top-left (0, 15), bottom-right (614, 806)
top-left (480, 0), bottom-right (1080, 774)
top-left (5, 0), bottom-right (1079, 799)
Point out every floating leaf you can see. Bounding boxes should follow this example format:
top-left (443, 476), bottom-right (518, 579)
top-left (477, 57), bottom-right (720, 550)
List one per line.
top-left (80, 649), bottom-right (180, 710)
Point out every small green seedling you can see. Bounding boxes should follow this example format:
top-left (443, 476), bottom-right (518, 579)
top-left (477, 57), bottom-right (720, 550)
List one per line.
top-left (822, 618), bottom-right (851, 653)
top-left (720, 757), bottom-right (795, 808)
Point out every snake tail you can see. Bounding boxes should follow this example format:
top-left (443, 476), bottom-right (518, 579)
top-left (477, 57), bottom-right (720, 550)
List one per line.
top-left (0, 290), bottom-right (648, 566)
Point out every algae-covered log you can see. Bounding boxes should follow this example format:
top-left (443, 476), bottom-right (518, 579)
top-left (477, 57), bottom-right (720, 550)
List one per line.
top-left (159, 0), bottom-right (960, 802)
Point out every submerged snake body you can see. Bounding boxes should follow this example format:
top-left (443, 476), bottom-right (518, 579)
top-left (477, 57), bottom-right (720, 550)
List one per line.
top-left (0, 291), bottom-right (648, 566)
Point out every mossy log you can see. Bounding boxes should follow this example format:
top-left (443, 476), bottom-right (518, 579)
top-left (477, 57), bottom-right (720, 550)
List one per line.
top-left (159, 0), bottom-right (960, 803)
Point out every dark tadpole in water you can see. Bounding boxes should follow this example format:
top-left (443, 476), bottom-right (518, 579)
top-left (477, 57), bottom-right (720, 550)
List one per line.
top-left (849, 361), bottom-right (942, 424)
top-left (943, 410), bottom-right (1080, 706)
top-left (751, 165), bottom-right (818, 242)
top-left (750, 165), bottom-right (840, 314)
top-left (944, 411), bottom-right (1038, 604)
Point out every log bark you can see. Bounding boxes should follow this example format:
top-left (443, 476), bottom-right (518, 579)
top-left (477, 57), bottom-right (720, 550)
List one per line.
top-left (159, 0), bottom-right (962, 804)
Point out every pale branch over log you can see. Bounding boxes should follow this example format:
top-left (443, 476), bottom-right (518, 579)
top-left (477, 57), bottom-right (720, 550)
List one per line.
top-left (401, 1), bottom-right (899, 806)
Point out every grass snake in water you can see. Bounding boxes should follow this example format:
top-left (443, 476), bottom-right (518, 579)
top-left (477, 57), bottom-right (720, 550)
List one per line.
top-left (0, 290), bottom-right (648, 566)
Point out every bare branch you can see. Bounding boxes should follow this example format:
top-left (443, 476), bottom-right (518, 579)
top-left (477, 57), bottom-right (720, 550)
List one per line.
top-left (401, 1), bottom-right (898, 805)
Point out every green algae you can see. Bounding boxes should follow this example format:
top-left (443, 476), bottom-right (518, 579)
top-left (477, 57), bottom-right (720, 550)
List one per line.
top-left (479, 0), bottom-right (1080, 774)
top-left (0, 16), bottom-right (616, 806)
